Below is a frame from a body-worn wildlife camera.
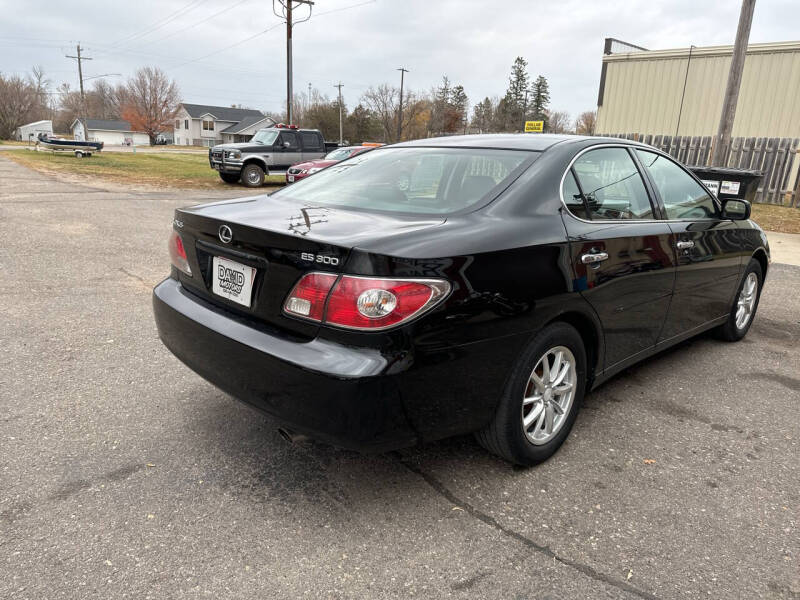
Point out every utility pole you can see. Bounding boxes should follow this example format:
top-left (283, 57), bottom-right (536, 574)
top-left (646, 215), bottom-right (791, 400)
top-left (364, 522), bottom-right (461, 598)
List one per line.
top-left (65, 43), bottom-right (92, 100)
top-left (396, 67), bottom-right (408, 141)
top-left (274, 0), bottom-right (314, 124)
top-left (334, 82), bottom-right (344, 145)
top-left (711, 0), bottom-right (756, 166)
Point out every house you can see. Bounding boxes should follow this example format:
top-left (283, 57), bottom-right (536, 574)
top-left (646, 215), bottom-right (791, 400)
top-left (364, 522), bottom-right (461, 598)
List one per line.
top-left (70, 119), bottom-right (150, 145)
top-left (173, 103), bottom-right (274, 147)
top-left (15, 120), bottom-right (53, 142)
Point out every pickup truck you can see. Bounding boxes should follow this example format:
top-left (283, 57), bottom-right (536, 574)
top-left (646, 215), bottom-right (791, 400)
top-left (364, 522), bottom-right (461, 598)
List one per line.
top-left (209, 124), bottom-right (336, 187)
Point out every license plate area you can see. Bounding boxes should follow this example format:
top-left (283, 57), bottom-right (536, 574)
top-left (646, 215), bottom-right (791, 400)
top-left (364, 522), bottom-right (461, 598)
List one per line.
top-left (212, 255), bottom-right (256, 307)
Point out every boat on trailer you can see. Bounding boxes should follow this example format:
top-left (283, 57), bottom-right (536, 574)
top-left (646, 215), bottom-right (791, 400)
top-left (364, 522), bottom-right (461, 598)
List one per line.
top-left (36, 133), bottom-right (103, 157)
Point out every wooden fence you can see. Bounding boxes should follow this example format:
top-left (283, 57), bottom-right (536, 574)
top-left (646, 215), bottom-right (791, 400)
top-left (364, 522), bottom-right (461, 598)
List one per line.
top-left (602, 133), bottom-right (800, 206)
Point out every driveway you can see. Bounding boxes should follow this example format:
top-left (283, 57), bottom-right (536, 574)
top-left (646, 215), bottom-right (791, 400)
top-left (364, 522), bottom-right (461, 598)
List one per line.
top-left (1, 156), bottom-right (798, 599)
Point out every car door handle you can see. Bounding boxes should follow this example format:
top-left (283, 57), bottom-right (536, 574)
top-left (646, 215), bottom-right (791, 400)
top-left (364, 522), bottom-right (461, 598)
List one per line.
top-left (676, 240), bottom-right (695, 250)
top-left (581, 252), bottom-right (609, 264)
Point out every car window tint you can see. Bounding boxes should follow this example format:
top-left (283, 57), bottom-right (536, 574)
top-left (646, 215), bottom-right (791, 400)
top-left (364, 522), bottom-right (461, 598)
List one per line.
top-left (635, 150), bottom-right (717, 220)
top-left (572, 148), bottom-right (654, 220)
top-left (301, 132), bottom-right (322, 150)
top-left (562, 171), bottom-right (589, 220)
top-left (272, 147), bottom-right (534, 215)
top-left (279, 132), bottom-right (299, 149)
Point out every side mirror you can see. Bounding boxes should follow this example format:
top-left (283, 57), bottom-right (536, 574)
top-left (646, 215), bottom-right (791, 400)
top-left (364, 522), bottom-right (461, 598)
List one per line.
top-left (282, 141), bottom-right (291, 148)
top-left (721, 198), bottom-right (751, 220)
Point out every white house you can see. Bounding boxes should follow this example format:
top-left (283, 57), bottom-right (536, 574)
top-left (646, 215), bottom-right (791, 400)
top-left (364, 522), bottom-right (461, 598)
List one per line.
top-left (70, 119), bottom-right (150, 146)
top-left (173, 103), bottom-right (273, 147)
top-left (14, 120), bottom-right (53, 142)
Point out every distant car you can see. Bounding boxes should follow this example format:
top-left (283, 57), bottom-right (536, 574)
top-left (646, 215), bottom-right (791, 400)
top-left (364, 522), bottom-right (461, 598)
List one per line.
top-left (285, 146), bottom-right (375, 183)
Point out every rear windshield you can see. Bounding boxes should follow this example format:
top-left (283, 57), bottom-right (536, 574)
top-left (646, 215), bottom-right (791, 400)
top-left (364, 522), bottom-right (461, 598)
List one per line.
top-left (273, 147), bottom-right (534, 214)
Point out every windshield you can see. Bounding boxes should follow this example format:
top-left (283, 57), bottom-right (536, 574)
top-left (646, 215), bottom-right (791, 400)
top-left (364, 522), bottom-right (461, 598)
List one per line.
top-left (251, 129), bottom-right (279, 145)
top-left (325, 148), bottom-right (356, 160)
top-left (273, 147), bottom-right (534, 214)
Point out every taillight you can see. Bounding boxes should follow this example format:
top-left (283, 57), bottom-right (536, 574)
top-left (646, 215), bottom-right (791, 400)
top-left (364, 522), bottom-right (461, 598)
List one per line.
top-left (283, 273), bottom-right (450, 330)
top-left (168, 230), bottom-right (192, 276)
top-left (283, 273), bottom-right (337, 321)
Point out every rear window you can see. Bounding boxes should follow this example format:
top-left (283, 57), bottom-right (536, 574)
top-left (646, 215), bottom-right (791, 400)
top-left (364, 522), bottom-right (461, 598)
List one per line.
top-left (273, 147), bottom-right (534, 214)
top-left (301, 132), bottom-right (322, 151)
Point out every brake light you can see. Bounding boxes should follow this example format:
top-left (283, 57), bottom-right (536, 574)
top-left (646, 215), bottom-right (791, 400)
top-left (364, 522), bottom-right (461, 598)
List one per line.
top-left (283, 273), bottom-right (337, 321)
top-left (283, 274), bottom-right (450, 330)
top-left (168, 230), bottom-right (192, 276)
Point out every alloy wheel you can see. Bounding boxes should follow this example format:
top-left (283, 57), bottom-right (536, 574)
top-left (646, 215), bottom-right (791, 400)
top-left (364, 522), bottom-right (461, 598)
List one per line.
top-left (522, 346), bottom-right (576, 445)
top-left (735, 272), bottom-right (758, 329)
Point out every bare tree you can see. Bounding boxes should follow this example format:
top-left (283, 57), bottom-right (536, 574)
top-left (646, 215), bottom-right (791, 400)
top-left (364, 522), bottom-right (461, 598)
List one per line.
top-left (575, 110), bottom-right (597, 136)
top-left (120, 67), bottom-right (180, 144)
top-left (547, 110), bottom-right (572, 134)
top-left (0, 71), bottom-right (47, 139)
top-left (361, 84), bottom-right (398, 143)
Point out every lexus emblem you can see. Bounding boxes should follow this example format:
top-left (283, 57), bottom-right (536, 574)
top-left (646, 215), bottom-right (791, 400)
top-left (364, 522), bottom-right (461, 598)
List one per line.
top-left (218, 224), bottom-right (233, 244)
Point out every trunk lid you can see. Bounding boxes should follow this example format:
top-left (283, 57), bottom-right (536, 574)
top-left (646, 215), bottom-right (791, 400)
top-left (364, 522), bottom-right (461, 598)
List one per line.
top-left (174, 194), bottom-right (444, 336)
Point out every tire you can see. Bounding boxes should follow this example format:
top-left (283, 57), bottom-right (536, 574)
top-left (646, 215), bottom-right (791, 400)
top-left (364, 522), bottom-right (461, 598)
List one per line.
top-left (476, 322), bottom-right (587, 466)
top-left (74, 151), bottom-right (84, 158)
top-left (714, 258), bottom-right (763, 342)
top-left (240, 164), bottom-right (265, 188)
top-left (219, 172), bottom-right (240, 184)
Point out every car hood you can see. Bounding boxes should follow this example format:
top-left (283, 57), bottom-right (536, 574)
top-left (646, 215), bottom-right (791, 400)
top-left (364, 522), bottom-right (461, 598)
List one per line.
top-left (211, 142), bottom-right (268, 151)
top-left (292, 159), bottom-right (337, 170)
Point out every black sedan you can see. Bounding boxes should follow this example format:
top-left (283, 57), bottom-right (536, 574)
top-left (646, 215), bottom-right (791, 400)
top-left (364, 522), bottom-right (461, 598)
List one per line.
top-left (153, 134), bottom-right (769, 466)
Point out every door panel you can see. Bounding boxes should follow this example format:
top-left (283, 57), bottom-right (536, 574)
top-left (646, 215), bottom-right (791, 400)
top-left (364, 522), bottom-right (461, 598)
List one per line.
top-left (660, 221), bottom-right (742, 340)
top-left (633, 149), bottom-right (742, 340)
top-left (274, 131), bottom-right (302, 168)
top-left (566, 220), bottom-right (676, 369)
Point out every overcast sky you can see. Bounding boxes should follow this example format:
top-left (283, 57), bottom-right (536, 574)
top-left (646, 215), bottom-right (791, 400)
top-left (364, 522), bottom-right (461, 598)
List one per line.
top-left (1, 0), bottom-right (797, 120)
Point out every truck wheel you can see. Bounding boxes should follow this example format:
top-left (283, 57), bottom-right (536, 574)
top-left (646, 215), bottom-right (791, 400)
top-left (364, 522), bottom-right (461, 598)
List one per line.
top-left (219, 172), bottom-right (240, 184)
top-left (241, 164), bottom-right (265, 187)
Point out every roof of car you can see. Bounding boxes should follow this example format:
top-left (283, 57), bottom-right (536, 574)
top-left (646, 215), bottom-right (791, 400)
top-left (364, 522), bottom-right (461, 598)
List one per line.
top-left (389, 133), bottom-right (637, 152)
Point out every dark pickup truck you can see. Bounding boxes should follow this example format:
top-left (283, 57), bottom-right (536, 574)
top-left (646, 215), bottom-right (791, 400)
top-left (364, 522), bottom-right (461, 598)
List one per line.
top-left (209, 124), bottom-right (337, 187)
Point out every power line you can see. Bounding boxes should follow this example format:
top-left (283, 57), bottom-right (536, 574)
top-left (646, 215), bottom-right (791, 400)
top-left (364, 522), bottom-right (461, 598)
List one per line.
top-left (168, 22), bottom-right (283, 70)
top-left (150, 0), bottom-right (253, 45)
top-left (106, 0), bottom-right (209, 47)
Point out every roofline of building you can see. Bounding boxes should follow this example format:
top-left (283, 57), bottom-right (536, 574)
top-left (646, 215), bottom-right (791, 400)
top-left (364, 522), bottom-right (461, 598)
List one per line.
top-left (603, 39), bottom-right (800, 62)
top-left (220, 116), bottom-right (275, 134)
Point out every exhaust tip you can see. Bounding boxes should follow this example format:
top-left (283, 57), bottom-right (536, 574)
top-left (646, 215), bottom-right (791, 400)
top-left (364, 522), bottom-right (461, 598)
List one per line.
top-left (277, 428), bottom-right (310, 444)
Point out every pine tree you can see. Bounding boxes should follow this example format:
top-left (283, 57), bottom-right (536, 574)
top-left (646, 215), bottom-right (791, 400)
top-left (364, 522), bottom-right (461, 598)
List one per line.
top-left (503, 57), bottom-right (529, 131)
top-left (530, 75), bottom-right (550, 129)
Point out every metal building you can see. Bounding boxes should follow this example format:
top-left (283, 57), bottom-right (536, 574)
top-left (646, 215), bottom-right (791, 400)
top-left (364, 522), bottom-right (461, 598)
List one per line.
top-left (595, 39), bottom-right (800, 206)
top-left (596, 39), bottom-right (800, 138)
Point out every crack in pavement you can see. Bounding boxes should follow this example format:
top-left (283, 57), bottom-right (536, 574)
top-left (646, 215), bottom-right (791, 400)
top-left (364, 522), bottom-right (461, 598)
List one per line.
top-left (395, 453), bottom-right (660, 600)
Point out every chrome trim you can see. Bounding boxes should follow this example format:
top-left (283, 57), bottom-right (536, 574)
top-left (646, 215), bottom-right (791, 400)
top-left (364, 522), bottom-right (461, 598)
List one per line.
top-left (558, 142), bottom-right (723, 225)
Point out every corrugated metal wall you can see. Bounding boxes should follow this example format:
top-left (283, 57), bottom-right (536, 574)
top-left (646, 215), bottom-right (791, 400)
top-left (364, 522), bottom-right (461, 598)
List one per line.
top-left (596, 42), bottom-right (800, 138)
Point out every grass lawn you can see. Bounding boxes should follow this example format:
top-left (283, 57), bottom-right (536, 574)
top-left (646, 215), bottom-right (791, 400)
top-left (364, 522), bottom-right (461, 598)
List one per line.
top-left (751, 202), bottom-right (800, 234)
top-left (4, 148), bottom-right (284, 189)
top-left (1, 139), bottom-right (35, 146)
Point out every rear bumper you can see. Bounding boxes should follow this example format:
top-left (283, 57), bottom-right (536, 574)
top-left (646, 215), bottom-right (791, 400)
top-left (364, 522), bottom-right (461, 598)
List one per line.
top-left (152, 278), bottom-right (417, 451)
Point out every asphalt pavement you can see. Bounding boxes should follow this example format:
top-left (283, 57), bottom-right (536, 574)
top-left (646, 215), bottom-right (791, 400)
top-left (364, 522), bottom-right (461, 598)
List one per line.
top-left (1, 156), bottom-right (798, 599)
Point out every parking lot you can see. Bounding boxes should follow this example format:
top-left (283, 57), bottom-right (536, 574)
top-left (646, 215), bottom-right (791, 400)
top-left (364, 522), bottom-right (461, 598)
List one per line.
top-left (1, 154), bottom-right (798, 598)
